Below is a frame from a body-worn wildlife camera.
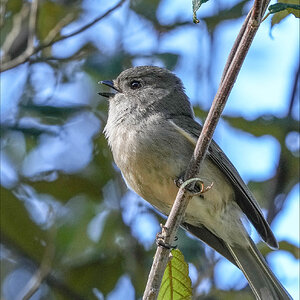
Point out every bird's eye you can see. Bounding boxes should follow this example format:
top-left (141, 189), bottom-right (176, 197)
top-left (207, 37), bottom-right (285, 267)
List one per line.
top-left (130, 80), bottom-right (142, 90)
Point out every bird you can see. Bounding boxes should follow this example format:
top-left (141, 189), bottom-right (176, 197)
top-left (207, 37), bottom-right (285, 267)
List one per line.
top-left (99, 65), bottom-right (291, 300)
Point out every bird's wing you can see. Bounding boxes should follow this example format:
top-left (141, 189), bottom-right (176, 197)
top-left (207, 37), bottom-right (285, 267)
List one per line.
top-left (181, 222), bottom-right (237, 265)
top-left (169, 116), bottom-right (278, 248)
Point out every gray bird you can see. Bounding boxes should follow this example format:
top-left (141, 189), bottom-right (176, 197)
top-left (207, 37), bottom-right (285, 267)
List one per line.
top-left (99, 66), bottom-right (291, 300)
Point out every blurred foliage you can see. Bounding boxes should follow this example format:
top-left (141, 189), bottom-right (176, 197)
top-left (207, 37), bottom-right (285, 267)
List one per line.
top-left (0, 0), bottom-right (299, 299)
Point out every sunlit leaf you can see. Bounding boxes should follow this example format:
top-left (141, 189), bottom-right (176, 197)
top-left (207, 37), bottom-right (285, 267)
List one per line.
top-left (258, 240), bottom-right (300, 259)
top-left (158, 249), bottom-right (192, 300)
top-left (37, 1), bottom-right (78, 41)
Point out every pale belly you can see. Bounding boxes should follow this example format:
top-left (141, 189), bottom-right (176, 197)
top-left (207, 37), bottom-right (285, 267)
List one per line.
top-left (109, 121), bottom-right (248, 246)
top-left (123, 156), bottom-right (249, 246)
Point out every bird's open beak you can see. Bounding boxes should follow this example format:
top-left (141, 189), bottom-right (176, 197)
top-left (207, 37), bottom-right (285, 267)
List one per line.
top-left (98, 80), bottom-right (119, 98)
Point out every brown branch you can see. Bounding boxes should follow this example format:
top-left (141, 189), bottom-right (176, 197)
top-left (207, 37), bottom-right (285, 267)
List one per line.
top-left (143, 0), bottom-right (270, 299)
top-left (1, 231), bottom-right (86, 300)
top-left (0, 0), bottom-right (126, 72)
top-left (0, 0), bottom-right (8, 28)
top-left (42, 13), bottom-right (76, 46)
top-left (252, 0), bottom-right (263, 23)
top-left (1, 3), bottom-right (30, 61)
top-left (220, 10), bottom-right (251, 83)
top-left (266, 62), bottom-right (300, 224)
top-left (287, 62), bottom-right (300, 117)
top-left (27, 0), bottom-right (38, 51)
top-left (18, 210), bottom-right (56, 300)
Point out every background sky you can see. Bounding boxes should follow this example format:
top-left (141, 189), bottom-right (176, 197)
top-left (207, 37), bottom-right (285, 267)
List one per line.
top-left (1, 0), bottom-right (299, 299)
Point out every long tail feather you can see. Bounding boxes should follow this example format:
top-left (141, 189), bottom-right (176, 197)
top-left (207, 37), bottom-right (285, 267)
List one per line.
top-left (227, 240), bottom-right (292, 300)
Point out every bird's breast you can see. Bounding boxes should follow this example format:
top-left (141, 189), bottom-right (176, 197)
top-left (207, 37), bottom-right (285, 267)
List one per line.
top-left (107, 120), bottom-right (247, 245)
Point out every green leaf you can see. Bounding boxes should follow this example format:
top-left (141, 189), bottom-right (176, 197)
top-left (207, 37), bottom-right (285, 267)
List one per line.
top-left (37, 1), bottom-right (77, 41)
top-left (269, 3), bottom-right (300, 15)
top-left (223, 115), bottom-right (299, 143)
top-left (153, 53), bottom-right (179, 70)
top-left (258, 240), bottom-right (300, 259)
top-left (278, 240), bottom-right (300, 259)
top-left (0, 188), bottom-right (46, 263)
top-left (130, 0), bottom-right (161, 23)
top-left (270, 0), bottom-right (300, 27)
top-left (158, 249), bottom-right (192, 300)
top-left (205, 288), bottom-right (254, 300)
top-left (192, 0), bottom-right (210, 23)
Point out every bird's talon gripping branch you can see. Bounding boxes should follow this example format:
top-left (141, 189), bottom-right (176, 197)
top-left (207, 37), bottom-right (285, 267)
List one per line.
top-left (174, 176), bottom-right (184, 188)
top-left (175, 176), bottom-right (214, 196)
top-left (156, 232), bottom-right (177, 249)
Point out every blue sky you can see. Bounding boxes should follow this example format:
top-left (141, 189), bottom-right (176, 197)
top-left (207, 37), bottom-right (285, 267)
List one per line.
top-left (1, 0), bottom-right (299, 299)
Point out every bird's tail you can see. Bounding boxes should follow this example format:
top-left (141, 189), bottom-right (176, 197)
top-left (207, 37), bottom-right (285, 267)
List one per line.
top-left (227, 240), bottom-right (292, 300)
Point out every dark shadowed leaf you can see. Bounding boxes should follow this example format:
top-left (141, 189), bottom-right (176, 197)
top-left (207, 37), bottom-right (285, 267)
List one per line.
top-left (270, 0), bottom-right (300, 27)
top-left (223, 115), bottom-right (298, 143)
top-left (0, 188), bottom-right (46, 262)
top-left (203, 0), bottom-right (248, 32)
top-left (130, 0), bottom-right (161, 23)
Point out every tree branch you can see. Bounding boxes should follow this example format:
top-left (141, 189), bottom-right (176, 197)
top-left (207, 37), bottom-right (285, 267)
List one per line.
top-left (27, 0), bottom-right (38, 51)
top-left (18, 211), bottom-right (56, 300)
top-left (1, 232), bottom-right (86, 300)
top-left (0, 0), bottom-right (8, 28)
top-left (143, 1), bottom-right (270, 299)
top-left (0, 0), bottom-right (126, 73)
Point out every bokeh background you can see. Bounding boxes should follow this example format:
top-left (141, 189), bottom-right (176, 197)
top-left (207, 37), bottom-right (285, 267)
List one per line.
top-left (1, 0), bottom-right (299, 299)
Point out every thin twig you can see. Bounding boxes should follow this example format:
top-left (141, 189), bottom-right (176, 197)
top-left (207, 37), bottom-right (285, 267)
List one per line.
top-left (27, 0), bottom-right (38, 51)
top-left (1, 3), bottom-right (30, 62)
top-left (43, 13), bottom-right (76, 46)
top-left (143, 1), bottom-right (270, 299)
top-left (18, 212), bottom-right (56, 300)
top-left (1, 231), bottom-right (85, 300)
top-left (0, 0), bottom-right (126, 72)
top-left (287, 63), bottom-right (300, 117)
top-left (0, 0), bottom-right (8, 28)
top-left (220, 10), bottom-right (251, 83)
top-left (41, 0), bottom-right (125, 45)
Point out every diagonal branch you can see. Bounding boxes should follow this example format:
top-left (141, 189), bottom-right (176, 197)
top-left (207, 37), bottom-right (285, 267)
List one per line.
top-left (143, 0), bottom-right (269, 299)
top-left (0, 0), bottom-right (126, 73)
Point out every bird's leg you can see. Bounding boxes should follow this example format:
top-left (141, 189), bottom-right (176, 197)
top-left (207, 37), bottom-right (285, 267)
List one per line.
top-left (155, 224), bottom-right (177, 249)
top-left (174, 174), bottom-right (213, 197)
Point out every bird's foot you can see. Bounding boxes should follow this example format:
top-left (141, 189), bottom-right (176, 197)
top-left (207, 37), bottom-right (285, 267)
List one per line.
top-left (156, 225), bottom-right (177, 249)
top-left (174, 175), bottom-right (213, 196)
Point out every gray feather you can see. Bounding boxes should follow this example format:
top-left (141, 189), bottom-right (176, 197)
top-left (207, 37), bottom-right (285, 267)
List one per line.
top-left (170, 116), bottom-right (278, 248)
top-left (227, 240), bottom-right (292, 299)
